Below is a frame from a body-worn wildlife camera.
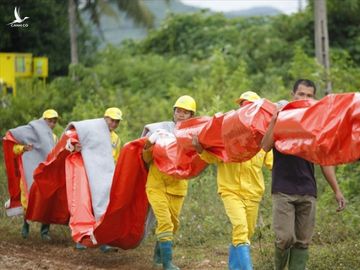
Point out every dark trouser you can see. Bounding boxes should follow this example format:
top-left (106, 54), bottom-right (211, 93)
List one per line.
top-left (272, 192), bottom-right (316, 250)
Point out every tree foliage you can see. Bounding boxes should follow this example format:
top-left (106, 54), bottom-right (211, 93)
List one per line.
top-left (0, 0), bottom-right (97, 76)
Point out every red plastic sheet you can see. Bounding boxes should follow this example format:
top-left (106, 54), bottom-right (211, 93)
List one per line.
top-left (175, 114), bottom-right (227, 160)
top-left (65, 149), bottom-right (96, 242)
top-left (26, 131), bottom-right (78, 224)
top-left (2, 132), bottom-right (24, 211)
top-left (89, 138), bottom-right (149, 249)
top-left (171, 99), bottom-right (276, 174)
top-left (152, 136), bottom-right (208, 179)
top-left (27, 132), bottom-right (149, 249)
top-left (222, 99), bottom-right (276, 162)
top-left (274, 93), bottom-right (360, 165)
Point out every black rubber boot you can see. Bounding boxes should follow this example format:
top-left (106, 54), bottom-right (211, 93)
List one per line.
top-left (40, 224), bottom-right (51, 241)
top-left (21, 220), bottom-right (29, 239)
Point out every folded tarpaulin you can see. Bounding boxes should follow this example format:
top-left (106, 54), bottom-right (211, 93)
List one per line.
top-left (2, 132), bottom-right (23, 216)
top-left (222, 99), bottom-right (276, 162)
top-left (152, 99), bottom-right (276, 178)
top-left (173, 98), bottom-right (276, 165)
top-left (142, 120), bottom-right (208, 179)
top-left (3, 119), bottom-right (56, 217)
top-left (29, 118), bottom-right (116, 242)
top-left (84, 138), bottom-right (149, 249)
top-left (175, 114), bottom-right (226, 160)
top-left (152, 131), bottom-right (208, 179)
top-left (27, 127), bottom-right (149, 249)
top-left (26, 131), bottom-right (75, 224)
top-left (274, 93), bottom-right (360, 165)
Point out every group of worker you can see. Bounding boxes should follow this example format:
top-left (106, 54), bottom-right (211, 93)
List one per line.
top-left (6, 78), bottom-right (346, 270)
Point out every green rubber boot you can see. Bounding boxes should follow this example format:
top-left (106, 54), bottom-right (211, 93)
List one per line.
top-left (99, 245), bottom-right (118, 253)
top-left (75, 242), bottom-right (87, 250)
top-left (159, 241), bottom-right (180, 270)
top-left (288, 247), bottom-right (309, 270)
top-left (274, 246), bottom-right (290, 270)
top-left (153, 241), bottom-right (162, 268)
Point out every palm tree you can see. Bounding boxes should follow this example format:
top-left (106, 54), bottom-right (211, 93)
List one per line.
top-left (68, 0), bottom-right (155, 65)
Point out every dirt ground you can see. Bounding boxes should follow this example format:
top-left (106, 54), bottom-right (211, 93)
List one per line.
top-left (0, 237), bottom-right (229, 270)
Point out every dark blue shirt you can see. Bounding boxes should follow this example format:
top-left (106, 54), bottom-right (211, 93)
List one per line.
top-left (272, 148), bottom-right (317, 197)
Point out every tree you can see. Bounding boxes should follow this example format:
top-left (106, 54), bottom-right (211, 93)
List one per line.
top-left (68, 0), bottom-right (155, 65)
top-left (314, 0), bottom-right (331, 95)
top-left (0, 0), bottom-right (71, 76)
top-left (309, 0), bottom-right (360, 64)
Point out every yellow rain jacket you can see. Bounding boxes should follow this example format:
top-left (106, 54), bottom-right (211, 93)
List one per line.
top-left (143, 144), bottom-right (188, 241)
top-left (110, 131), bottom-right (121, 162)
top-left (199, 149), bottom-right (273, 202)
top-left (199, 149), bottom-right (273, 245)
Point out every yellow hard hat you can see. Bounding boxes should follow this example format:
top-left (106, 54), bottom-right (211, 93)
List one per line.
top-left (104, 107), bottom-right (123, 120)
top-left (42, 109), bottom-right (59, 119)
top-left (235, 91), bottom-right (261, 104)
top-left (173, 95), bottom-right (196, 113)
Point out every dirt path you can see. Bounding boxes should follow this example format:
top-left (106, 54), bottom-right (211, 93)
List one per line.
top-left (0, 239), bottom-right (228, 270)
top-left (0, 240), bottom-right (137, 269)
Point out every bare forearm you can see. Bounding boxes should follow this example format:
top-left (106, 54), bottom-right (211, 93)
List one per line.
top-left (321, 165), bottom-right (346, 211)
top-left (261, 120), bottom-right (276, 152)
top-left (321, 166), bottom-right (341, 193)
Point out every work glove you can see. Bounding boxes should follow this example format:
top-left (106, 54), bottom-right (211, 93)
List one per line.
top-left (148, 129), bottom-right (175, 146)
top-left (65, 139), bottom-right (75, 152)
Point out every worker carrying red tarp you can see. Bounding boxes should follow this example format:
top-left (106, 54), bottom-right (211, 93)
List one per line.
top-left (27, 117), bottom-right (150, 249)
top-left (3, 113), bottom-right (58, 217)
top-left (2, 109), bottom-right (60, 240)
top-left (28, 118), bottom-right (116, 242)
top-left (142, 98), bottom-right (276, 179)
top-left (274, 93), bottom-right (360, 165)
top-left (26, 131), bottom-right (72, 225)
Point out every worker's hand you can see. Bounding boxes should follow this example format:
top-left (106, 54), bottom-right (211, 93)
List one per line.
top-left (23, 144), bottom-right (33, 152)
top-left (148, 131), bottom-right (160, 144)
top-left (276, 100), bottom-right (288, 109)
top-left (143, 139), bottom-right (154, 150)
top-left (192, 134), bottom-right (203, 154)
top-left (271, 100), bottom-right (288, 123)
top-left (148, 129), bottom-right (169, 144)
top-left (335, 191), bottom-right (346, 212)
top-left (65, 139), bottom-right (82, 153)
top-left (74, 143), bottom-right (82, 152)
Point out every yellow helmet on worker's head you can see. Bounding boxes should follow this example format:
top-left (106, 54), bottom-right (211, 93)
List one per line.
top-left (42, 109), bottom-right (59, 119)
top-left (104, 107), bottom-right (123, 120)
top-left (173, 95), bottom-right (196, 113)
top-left (235, 91), bottom-right (261, 105)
